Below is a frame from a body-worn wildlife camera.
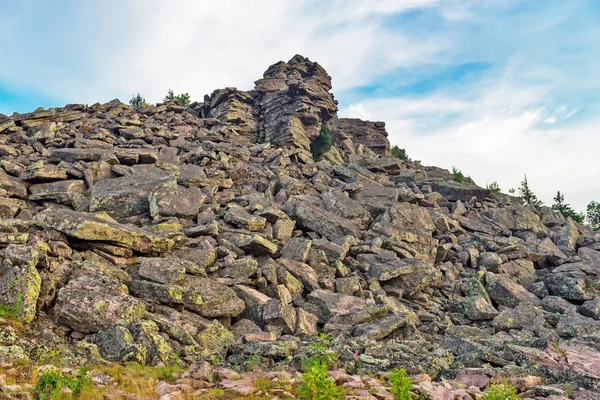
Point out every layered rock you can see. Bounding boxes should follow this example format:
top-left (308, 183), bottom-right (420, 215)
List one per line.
top-left (0, 55), bottom-right (598, 398)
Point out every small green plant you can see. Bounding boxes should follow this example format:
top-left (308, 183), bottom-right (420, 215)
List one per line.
top-left (388, 368), bottom-right (412, 400)
top-left (482, 380), bottom-right (518, 400)
top-left (564, 382), bottom-right (575, 398)
top-left (129, 93), bottom-right (145, 112)
top-left (245, 354), bottom-right (261, 372)
top-left (164, 89), bottom-right (191, 107)
top-left (34, 345), bottom-right (63, 365)
top-left (0, 291), bottom-right (23, 319)
top-left (33, 368), bottom-right (92, 400)
top-left (452, 166), bottom-right (465, 183)
top-left (156, 364), bottom-right (183, 382)
top-left (391, 145), bottom-right (410, 161)
top-left (550, 335), bottom-right (567, 360)
top-left (487, 181), bottom-right (502, 194)
top-left (311, 123), bottom-right (333, 161)
top-left (297, 334), bottom-right (341, 400)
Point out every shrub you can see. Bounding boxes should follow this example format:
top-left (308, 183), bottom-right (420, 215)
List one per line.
top-left (311, 124), bottom-right (333, 161)
top-left (388, 368), bottom-right (412, 400)
top-left (451, 166), bottom-right (465, 183)
top-left (587, 201), bottom-right (600, 230)
top-left (482, 380), bottom-right (518, 400)
top-left (164, 89), bottom-right (191, 107)
top-left (391, 145), bottom-right (409, 161)
top-left (297, 334), bottom-right (341, 400)
top-left (487, 181), bottom-right (501, 194)
top-left (518, 175), bottom-right (543, 209)
top-left (33, 368), bottom-right (92, 400)
top-left (129, 93), bottom-right (145, 112)
top-left (552, 191), bottom-right (585, 223)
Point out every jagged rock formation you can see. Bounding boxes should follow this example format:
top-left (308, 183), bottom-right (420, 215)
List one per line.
top-left (1, 55), bottom-right (600, 398)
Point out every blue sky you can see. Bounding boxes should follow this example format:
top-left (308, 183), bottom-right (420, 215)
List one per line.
top-left (0, 0), bottom-right (598, 210)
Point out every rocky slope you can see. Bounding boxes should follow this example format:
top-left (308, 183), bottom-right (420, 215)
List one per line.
top-left (0, 55), bottom-right (600, 399)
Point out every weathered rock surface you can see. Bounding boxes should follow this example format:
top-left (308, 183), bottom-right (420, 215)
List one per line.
top-left (0, 55), bottom-right (598, 399)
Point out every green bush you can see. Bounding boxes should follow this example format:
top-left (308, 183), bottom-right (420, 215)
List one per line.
top-left (391, 145), bottom-right (409, 161)
top-left (164, 89), bottom-right (191, 107)
top-left (33, 368), bottom-right (92, 400)
top-left (297, 334), bottom-right (341, 400)
top-left (451, 166), bottom-right (465, 183)
top-left (311, 124), bottom-right (333, 161)
top-left (388, 368), bottom-right (412, 400)
top-left (129, 93), bottom-right (145, 112)
top-left (487, 181), bottom-right (501, 194)
top-left (482, 381), bottom-right (518, 400)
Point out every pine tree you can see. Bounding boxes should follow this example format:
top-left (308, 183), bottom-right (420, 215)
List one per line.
top-left (552, 191), bottom-right (585, 223)
top-left (518, 175), bottom-right (543, 209)
top-left (587, 201), bottom-right (600, 230)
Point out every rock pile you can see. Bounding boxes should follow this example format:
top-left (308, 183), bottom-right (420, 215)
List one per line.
top-left (1, 55), bottom-right (600, 398)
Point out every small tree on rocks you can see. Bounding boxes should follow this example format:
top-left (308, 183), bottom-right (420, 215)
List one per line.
top-left (552, 191), bottom-right (584, 223)
top-left (518, 175), bottom-right (543, 209)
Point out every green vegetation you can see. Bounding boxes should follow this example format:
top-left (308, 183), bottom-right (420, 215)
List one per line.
top-left (482, 380), bottom-right (518, 400)
top-left (245, 354), bottom-right (261, 372)
top-left (391, 145), bottom-right (410, 161)
top-left (518, 175), bottom-right (544, 209)
top-left (129, 93), bottom-right (145, 112)
top-left (451, 166), bottom-right (474, 184)
top-left (0, 292), bottom-right (23, 320)
top-left (388, 368), bottom-right (412, 400)
top-left (33, 368), bottom-right (92, 400)
top-left (587, 201), bottom-right (600, 230)
top-left (552, 191), bottom-right (585, 223)
top-left (486, 181), bottom-right (502, 194)
top-left (164, 89), bottom-right (191, 107)
top-left (297, 334), bottom-right (341, 400)
top-left (310, 124), bottom-right (333, 161)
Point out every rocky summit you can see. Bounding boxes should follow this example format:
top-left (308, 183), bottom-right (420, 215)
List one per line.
top-left (0, 55), bottom-right (599, 400)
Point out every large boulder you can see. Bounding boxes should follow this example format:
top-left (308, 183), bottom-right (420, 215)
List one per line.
top-left (33, 207), bottom-right (174, 254)
top-left (89, 173), bottom-right (176, 219)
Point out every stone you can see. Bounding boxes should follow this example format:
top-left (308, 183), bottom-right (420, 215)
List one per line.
top-left (34, 207), bottom-right (174, 254)
top-left (280, 237), bottom-right (312, 262)
top-left (484, 272), bottom-right (541, 308)
top-left (0, 170), bottom-right (27, 198)
top-left (90, 173), bottom-right (176, 218)
top-left (53, 275), bottom-right (146, 333)
top-left (286, 198), bottom-right (361, 241)
top-left (138, 258), bottom-right (186, 285)
top-left (353, 313), bottom-right (407, 340)
top-left (542, 262), bottom-right (600, 301)
top-left (194, 320), bottom-right (235, 362)
top-left (29, 179), bottom-right (87, 207)
top-left (22, 161), bottom-right (67, 182)
top-left (497, 259), bottom-right (536, 285)
top-left (0, 245), bottom-right (41, 323)
top-left (263, 299), bottom-right (297, 334)
top-left (182, 276), bottom-right (245, 318)
top-left (455, 296), bottom-right (498, 321)
top-left (492, 303), bottom-right (544, 332)
top-left (238, 234), bottom-right (278, 255)
top-left (333, 118), bottom-right (390, 155)
top-left (351, 183), bottom-right (398, 216)
top-left (224, 206), bottom-right (266, 231)
top-left (149, 185), bottom-right (205, 219)
top-left (426, 180), bottom-right (491, 202)
top-left (278, 258), bottom-right (320, 292)
top-left (580, 297), bottom-right (600, 320)
top-left (171, 243), bottom-right (216, 274)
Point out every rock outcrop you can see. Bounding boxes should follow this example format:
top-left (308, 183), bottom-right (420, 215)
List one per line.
top-left (0, 54), bottom-right (599, 399)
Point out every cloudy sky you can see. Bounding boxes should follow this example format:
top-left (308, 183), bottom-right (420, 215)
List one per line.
top-left (1, 0), bottom-right (598, 211)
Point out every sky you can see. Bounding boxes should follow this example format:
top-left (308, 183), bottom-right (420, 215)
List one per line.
top-left (0, 0), bottom-right (598, 211)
